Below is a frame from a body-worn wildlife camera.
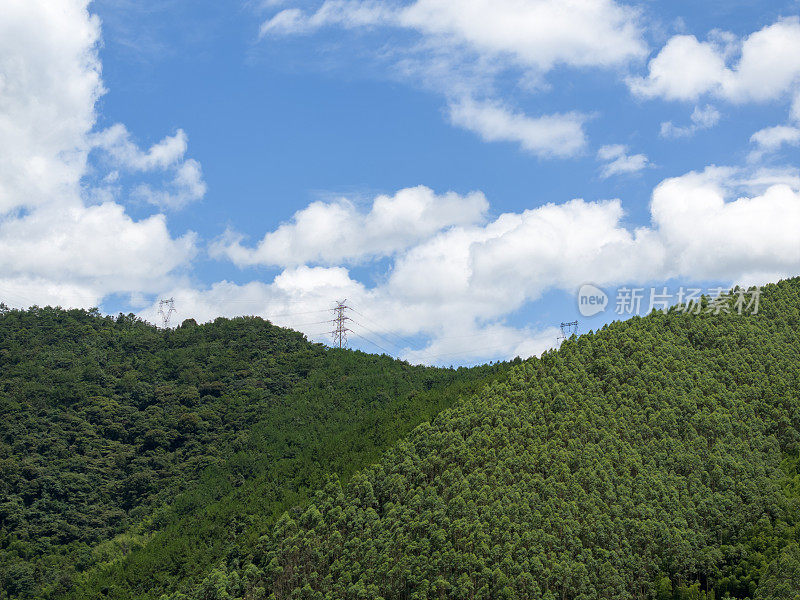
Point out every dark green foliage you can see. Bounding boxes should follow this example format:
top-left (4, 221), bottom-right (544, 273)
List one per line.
top-left (0, 307), bottom-right (505, 599)
top-left (239, 278), bottom-right (800, 600)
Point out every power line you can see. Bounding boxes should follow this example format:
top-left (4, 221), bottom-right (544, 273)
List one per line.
top-left (289, 319), bottom-right (336, 327)
top-left (347, 303), bottom-right (543, 363)
top-left (350, 320), bottom-right (410, 353)
top-left (262, 308), bottom-right (333, 319)
top-left (348, 305), bottom-right (426, 351)
top-left (350, 321), bottom-right (531, 364)
top-left (0, 289), bottom-right (101, 310)
top-left (0, 291), bottom-right (37, 309)
top-left (349, 304), bottom-right (540, 349)
top-left (0, 288), bottom-right (546, 365)
top-left (215, 298), bottom-right (331, 305)
top-left (349, 331), bottom-right (394, 355)
top-left (408, 339), bottom-right (533, 363)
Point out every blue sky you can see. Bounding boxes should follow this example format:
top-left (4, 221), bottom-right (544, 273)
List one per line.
top-left (2, 0), bottom-right (800, 364)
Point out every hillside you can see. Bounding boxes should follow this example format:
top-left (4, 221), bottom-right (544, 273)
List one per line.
top-left (0, 308), bottom-right (509, 599)
top-left (206, 278), bottom-right (800, 600)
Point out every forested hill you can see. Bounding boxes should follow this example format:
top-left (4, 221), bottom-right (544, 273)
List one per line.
top-left (0, 307), bottom-right (510, 599)
top-left (215, 278), bottom-right (800, 600)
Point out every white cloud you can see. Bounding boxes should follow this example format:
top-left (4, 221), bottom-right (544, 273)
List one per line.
top-left (6, 0), bottom-right (800, 369)
top-left (0, 203), bottom-right (196, 296)
top-left (386, 168), bottom-right (799, 329)
top-left (402, 324), bottom-right (561, 365)
top-left (442, 198), bottom-right (660, 308)
top-left (398, 0), bottom-right (646, 71)
top-left (597, 144), bottom-right (649, 177)
top-left (132, 159), bottom-right (207, 210)
top-left (630, 18), bottom-right (800, 105)
top-left (448, 98), bottom-right (587, 158)
top-left (260, 8), bottom-right (315, 35)
top-left (0, 0), bottom-right (198, 307)
top-left (660, 104), bottom-right (721, 138)
top-left (93, 124), bottom-right (188, 170)
top-left (212, 185), bottom-right (488, 267)
top-left (260, 2), bottom-right (391, 36)
top-left (92, 124), bottom-right (207, 209)
top-left (0, 277), bottom-right (102, 312)
top-left (203, 168), bottom-right (800, 364)
top-left (139, 267), bottom-right (363, 328)
top-left (261, 0), bottom-right (647, 71)
top-left (748, 125), bottom-right (800, 161)
top-left (142, 266), bottom-right (564, 365)
top-left (737, 166), bottom-right (800, 191)
top-left (629, 34), bottom-right (727, 101)
top-left (258, 0), bottom-right (644, 154)
top-left (648, 167), bottom-right (800, 282)
top-left (0, 0), bottom-right (102, 213)
top-left (792, 91), bottom-right (800, 122)
top-left (691, 104), bottom-right (722, 128)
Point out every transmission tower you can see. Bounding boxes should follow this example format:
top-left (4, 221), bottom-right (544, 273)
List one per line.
top-left (158, 298), bottom-right (177, 329)
top-left (556, 320), bottom-right (579, 345)
top-left (332, 299), bottom-right (351, 348)
top-left (560, 320), bottom-right (579, 338)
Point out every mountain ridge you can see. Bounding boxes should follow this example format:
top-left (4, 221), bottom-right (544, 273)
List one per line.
top-left (223, 278), bottom-right (800, 600)
top-left (0, 307), bottom-right (509, 599)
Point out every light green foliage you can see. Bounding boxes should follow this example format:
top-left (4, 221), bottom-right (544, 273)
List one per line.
top-left (242, 278), bottom-right (800, 600)
top-left (755, 545), bottom-right (800, 600)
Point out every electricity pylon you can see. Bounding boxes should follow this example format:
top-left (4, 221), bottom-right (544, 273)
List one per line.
top-left (158, 298), bottom-right (176, 329)
top-left (332, 299), bottom-right (351, 348)
top-left (556, 320), bottom-right (579, 346)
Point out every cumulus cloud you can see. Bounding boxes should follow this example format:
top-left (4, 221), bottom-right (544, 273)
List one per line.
top-left (472, 168), bottom-right (798, 291)
top-left (0, 0), bottom-right (102, 213)
top-left (660, 104), bottom-right (721, 138)
top-left (0, 204), bottom-right (196, 297)
top-left (596, 144), bottom-right (649, 177)
top-left (211, 185), bottom-right (489, 267)
top-left (203, 168), bottom-right (800, 364)
top-left (629, 34), bottom-right (727, 101)
top-left (7, 0), bottom-right (800, 368)
top-left (648, 167), bottom-right (800, 282)
top-left (448, 98), bottom-right (588, 158)
top-left (93, 124), bottom-right (188, 170)
top-left (132, 159), bottom-right (207, 210)
top-left (400, 0), bottom-right (645, 71)
top-left (394, 167), bottom-right (800, 325)
top-left (92, 124), bottom-right (207, 209)
top-left (630, 18), bottom-right (800, 105)
top-left (0, 0), bottom-right (198, 308)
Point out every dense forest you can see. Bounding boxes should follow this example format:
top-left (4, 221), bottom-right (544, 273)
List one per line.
top-left (2, 277), bottom-right (800, 600)
top-left (184, 278), bottom-right (800, 600)
top-left (0, 308), bottom-right (509, 599)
